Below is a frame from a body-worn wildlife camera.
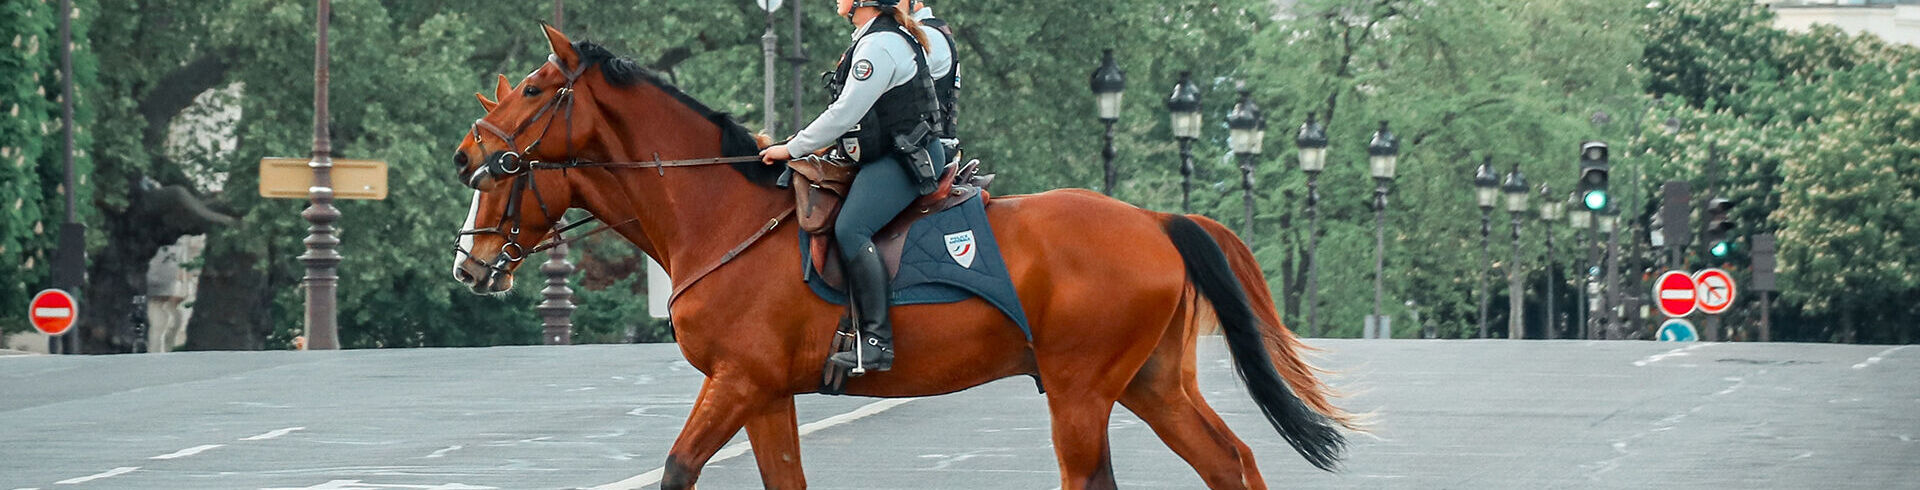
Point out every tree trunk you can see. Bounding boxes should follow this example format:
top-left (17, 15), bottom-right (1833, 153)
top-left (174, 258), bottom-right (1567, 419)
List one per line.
top-left (182, 245), bottom-right (272, 350)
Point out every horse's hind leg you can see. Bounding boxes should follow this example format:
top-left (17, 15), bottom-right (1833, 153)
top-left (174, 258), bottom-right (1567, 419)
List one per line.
top-left (744, 394), bottom-right (806, 489)
top-left (1045, 393), bottom-right (1120, 490)
top-left (1116, 290), bottom-right (1267, 489)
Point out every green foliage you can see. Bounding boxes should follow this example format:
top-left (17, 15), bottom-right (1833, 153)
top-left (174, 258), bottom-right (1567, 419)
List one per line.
top-left (1636, 0), bottom-right (1920, 343)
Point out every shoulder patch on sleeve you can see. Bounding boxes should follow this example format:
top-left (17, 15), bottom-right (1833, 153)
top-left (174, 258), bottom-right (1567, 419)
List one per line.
top-left (852, 60), bottom-right (875, 81)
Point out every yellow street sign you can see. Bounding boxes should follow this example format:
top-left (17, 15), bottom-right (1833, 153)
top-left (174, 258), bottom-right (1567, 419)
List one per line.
top-left (258, 158), bottom-right (389, 200)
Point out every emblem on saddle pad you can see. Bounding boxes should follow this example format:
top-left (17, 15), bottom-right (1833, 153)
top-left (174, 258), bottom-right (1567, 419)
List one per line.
top-left (945, 230), bottom-right (977, 268)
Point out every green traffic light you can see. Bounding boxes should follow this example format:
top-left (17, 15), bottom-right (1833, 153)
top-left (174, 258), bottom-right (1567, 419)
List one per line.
top-left (1711, 241), bottom-right (1731, 257)
top-left (1582, 190), bottom-right (1608, 211)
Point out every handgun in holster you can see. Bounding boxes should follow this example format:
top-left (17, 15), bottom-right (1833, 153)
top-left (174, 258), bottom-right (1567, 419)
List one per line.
top-left (893, 121), bottom-right (937, 196)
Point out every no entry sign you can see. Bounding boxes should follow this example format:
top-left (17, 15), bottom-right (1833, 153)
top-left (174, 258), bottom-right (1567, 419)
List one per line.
top-left (1654, 271), bottom-right (1697, 318)
top-left (1693, 268), bottom-right (1737, 315)
top-left (29, 289), bottom-right (78, 336)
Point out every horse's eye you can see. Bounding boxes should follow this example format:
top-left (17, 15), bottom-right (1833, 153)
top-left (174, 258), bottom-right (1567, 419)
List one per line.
top-left (524, 86), bottom-right (542, 97)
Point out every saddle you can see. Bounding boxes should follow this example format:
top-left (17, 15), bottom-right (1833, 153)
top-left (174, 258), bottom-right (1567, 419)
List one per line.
top-left (786, 154), bottom-right (995, 290)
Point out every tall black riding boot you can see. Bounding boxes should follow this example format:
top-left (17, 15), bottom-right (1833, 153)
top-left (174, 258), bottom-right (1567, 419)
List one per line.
top-left (830, 242), bottom-right (894, 374)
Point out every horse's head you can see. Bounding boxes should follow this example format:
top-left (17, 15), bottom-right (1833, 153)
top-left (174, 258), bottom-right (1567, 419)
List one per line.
top-left (451, 25), bottom-right (600, 294)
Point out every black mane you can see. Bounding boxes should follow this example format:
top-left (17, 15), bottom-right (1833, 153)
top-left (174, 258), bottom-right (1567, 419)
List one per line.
top-left (572, 40), bottom-right (780, 187)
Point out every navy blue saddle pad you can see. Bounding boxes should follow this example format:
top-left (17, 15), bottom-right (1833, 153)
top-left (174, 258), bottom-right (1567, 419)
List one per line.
top-left (800, 194), bottom-right (1031, 340)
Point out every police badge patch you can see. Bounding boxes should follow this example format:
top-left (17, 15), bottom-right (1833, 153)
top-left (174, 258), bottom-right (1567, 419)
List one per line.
top-left (852, 60), bottom-right (874, 80)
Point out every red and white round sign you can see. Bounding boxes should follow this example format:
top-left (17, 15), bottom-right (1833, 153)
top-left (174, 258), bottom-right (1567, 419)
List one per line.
top-left (1654, 271), bottom-right (1697, 318)
top-left (1693, 268), bottom-right (1738, 315)
top-left (29, 289), bottom-right (78, 336)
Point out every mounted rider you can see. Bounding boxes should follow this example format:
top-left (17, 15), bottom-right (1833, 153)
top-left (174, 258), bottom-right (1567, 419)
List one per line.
top-left (909, 0), bottom-right (961, 155)
top-left (759, 0), bottom-right (946, 374)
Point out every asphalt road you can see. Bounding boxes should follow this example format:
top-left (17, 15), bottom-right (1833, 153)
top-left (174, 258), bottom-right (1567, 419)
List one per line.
top-left (2, 339), bottom-right (1914, 489)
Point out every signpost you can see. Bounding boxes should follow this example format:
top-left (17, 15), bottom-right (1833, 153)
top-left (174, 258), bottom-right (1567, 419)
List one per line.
top-left (1657, 318), bottom-right (1697, 342)
top-left (1692, 268), bottom-right (1736, 315)
top-left (259, 158), bottom-right (388, 200)
top-left (1653, 271), bottom-right (1697, 318)
top-left (30, 289), bottom-right (79, 336)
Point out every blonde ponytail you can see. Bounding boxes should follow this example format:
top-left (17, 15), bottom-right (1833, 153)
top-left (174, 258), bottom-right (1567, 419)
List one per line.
top-left (887, 6), bottom-right (934, 52)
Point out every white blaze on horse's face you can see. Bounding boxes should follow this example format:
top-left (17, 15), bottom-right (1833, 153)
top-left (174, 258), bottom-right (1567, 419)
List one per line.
top-left (453, 190), bottom-right (482, 285)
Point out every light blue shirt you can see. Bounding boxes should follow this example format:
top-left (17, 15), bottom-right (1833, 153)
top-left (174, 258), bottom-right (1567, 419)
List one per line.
top-left (787, 19), bottom-right (922, 156)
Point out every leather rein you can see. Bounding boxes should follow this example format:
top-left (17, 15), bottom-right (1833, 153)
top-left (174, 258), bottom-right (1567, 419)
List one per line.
top-left (454, 54), bottom-right (793, 294)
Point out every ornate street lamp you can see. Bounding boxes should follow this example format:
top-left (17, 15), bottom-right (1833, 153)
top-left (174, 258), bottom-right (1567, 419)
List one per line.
top-left (1366, 121), bottom-right (1398, 338)
top-left (1296, 112), bottom-right (1328, 336)
top-left (1226, 84), bottom-right (1264, 236)
top-left (1473, 158), bottom-right (1499, 338)
top-left (1567, 191), bottom-right (1592, 339)
top-left (1538, 183), bottom-right (1564, 340)
top-left (1598, 207), bottom-right (1621, 339)
top-left (1502, 164), bottom-right (1529, 340)
top-left (1166, 71), bottom-right (1202, 213)
top-left (1089, 49), bottom-right (1125, 195)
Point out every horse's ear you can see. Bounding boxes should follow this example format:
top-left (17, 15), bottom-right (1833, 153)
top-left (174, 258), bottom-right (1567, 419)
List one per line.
top-left (494, 74), bottom-right (512, 102)
top-left (475, 92), bottom-right (498, 112)
top-left (542, 24), bottom-right (580, 73)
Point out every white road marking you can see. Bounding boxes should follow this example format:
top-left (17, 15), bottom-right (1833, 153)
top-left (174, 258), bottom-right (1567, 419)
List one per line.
top-left (590, 398), bottom-right (917, 490)
top-left (54, 467), bottom-right (137, 485)
top-left (150, 444), bottom-right (223, 460)
top-left (241, 426), bottom-right (307, 441)
top-left (1633, 343), bottom-right (1716, 367)
top-left (425, 445), bottom-right (463, 458)
top-left (1852, 345), bottom-right (1911, 370)
top-left (262, 481), bottom-right (496, 490)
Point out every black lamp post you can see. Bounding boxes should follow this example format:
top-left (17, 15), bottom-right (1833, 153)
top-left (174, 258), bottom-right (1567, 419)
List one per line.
top-left (1090, 49), bottom-right (1125, 195)
top-left (1226, 84), bottom-right (1265, 236)
top-left (1366, 121), bottom-right (1398, 338)
top-left (1502, 165), bottom-right (1529, 340)
top-left (1538, 183), bottom-right (1564, 340)
top-left (1472, 158), bottom-right (1499, 339)
top-left (1295, 112), bottom-right (1328, 336)
top-left (1566, 191), bottom-right (1592, 339)
top-left (1598, 207), bottom-right (1622, 339)
top-left (1166, 72), bottom-right (1202, 213)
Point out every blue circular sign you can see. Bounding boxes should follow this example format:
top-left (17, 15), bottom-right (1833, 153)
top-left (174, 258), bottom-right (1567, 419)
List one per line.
top-left (1657, 319), bottom-right (1698, 342)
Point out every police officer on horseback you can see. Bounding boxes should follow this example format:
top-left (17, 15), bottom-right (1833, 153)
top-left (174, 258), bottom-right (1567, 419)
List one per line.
top-left (760, 0), bottom-right (946, 373)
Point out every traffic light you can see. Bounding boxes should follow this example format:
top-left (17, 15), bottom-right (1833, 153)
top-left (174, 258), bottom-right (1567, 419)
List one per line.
top-left (1704, 197), bottom-right (1735, 257)
top-left (1660, 181), bottom-right (1692, 247)
top-left (1578, 142), bottom-right (1610, 211)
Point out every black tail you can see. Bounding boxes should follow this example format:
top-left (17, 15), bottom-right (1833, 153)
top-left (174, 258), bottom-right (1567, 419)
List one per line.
top-left (1164, 215), bottom-right (1346, 471)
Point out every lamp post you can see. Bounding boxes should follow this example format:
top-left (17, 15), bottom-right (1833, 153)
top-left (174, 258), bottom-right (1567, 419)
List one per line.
top-left (1538, 183), bottom-right (1564, 340)
top-left (1166, 72), bottom-right (1202, 213)
top-left (1227, 84), bottom-right (1265, 236)
top-left (1502, 165), bottom-right (1529, 340)
top-left (1295, 112), bottom-right (1328, 336)
top-left (1598, 208), bottom-right (1621, 339)
top-left (300, 0), bottom-right (342, 350)
top-left (536, 0), bottom-right (577, 346)
top-left (1473, 159), bottom-right (1499, 339)
top-left (1567, 192), bottom-right (1592, 339)
top-left (1090, 50), bottom-right (1125, 195)
top-left (1366, 121), bottom-right (1398, 338)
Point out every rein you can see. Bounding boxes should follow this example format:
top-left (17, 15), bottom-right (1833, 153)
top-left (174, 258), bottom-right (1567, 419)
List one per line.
top-left (456, 53), bottom-right (801, 293)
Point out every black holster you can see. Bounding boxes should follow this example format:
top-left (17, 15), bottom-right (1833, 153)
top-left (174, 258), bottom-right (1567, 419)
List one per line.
top-left (893, 121), bottom-right (937, 196)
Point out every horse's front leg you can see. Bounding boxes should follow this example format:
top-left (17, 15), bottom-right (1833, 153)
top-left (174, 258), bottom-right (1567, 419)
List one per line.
top-left (744, 394), bottom-right (806, 489)
top-left (662, 376), bottom-right (770, 490)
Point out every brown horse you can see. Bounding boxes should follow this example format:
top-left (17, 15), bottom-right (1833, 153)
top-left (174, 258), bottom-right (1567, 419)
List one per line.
top-left (452, 26), bottom-right (1356, 490)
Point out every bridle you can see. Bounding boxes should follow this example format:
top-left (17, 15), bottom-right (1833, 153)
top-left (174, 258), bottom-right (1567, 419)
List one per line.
top-left (454, 53), bottom-right (774, 286)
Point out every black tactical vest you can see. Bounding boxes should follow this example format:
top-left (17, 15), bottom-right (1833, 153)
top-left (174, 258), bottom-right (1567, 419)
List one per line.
top-left (920, 17), bottom-right (960, 141)
top-left (827, 16), bottom-right (941, 163)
